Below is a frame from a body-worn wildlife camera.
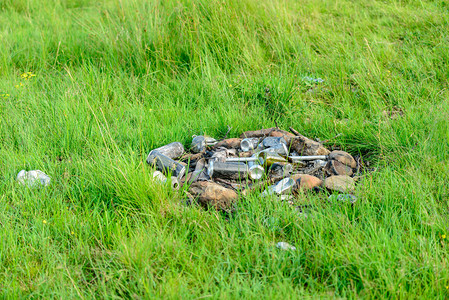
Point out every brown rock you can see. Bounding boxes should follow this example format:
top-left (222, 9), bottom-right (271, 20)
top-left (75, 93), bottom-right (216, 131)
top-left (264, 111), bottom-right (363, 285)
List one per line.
top-left (269, 130), bottom-right (295, 143)
top-left (240, 128), bottom-right (273, 138)
top-left (291, 174), bottom-right (323, 191)
top-left (238, 151), bottom-right (254, 157)
top-left (240, 128), bottom-right (295, 140)
top-left (289, 135), bottom-right (330, 156)
top-left (189, 181), bottom-right (238, 210)
top-left (214, 138), bottom-right (242, 149)
top-left (329, 150), bottom-right (356, 168)
top-left (323, 175), bottom-right (355, 193)
top-left (179, 152), bottom-right (204, 163)
top-left (324, 160), bottom-right (353, 176)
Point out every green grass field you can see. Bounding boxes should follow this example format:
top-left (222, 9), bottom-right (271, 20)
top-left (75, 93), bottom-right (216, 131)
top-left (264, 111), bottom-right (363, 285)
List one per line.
top-left (1, 0), bottom-right (449, 298)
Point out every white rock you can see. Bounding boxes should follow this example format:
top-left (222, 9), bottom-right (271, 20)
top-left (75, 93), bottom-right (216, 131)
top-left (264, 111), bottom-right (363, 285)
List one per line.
top-left (17, 170), bottom-right (51, 187)
top-left (276, 242), bottom-right (296, 251)
top-left (152, 170), bottom-right (167, 182)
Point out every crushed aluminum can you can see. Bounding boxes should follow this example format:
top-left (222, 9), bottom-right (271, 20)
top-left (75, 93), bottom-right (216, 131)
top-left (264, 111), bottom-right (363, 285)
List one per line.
top-left (151, 171), bottom-right (180, 190)
top-left (248, 158), bottom-right (264, 180)
top-left (149, 142), bottom-right (184, 160)
top-left (146, 151), bottom-right (186, 179)
top-left (268, 162), bottom-right (293, 179)
top-left (191, 135), bottom-right (217, 153)
top-left (225, 156), bottom-right (264, 180)
top-left (169, 176), bottom-right (180, 190)
top-left (226, 157), bottom-right (258, 162)
top-left (17, 170), bottom-right (51, 187)
top-left (263, 177), bottom-right (295, 196)
top-left (191, 136), bottom-right (206, 153)
top-left (260, 136), bottom-right (286, 149)
top-left (188, 158), bottom-right (210, 183)
top-left (204, 136), bottom-right (218, 146)
top-left (289, 155), bottom-right (328, 162)
top-left (209, 161), bottom-right (249, 180)
top-left (258, 151), bottom-right (287, 167)
top-left (276, 242), bottom-right (296, 251)
top-left (240, 138), bottom-right (260, 152)
top-left (260, 143), bottom-right (289, 157)
top-left (314, 159), bottom-right (328, 167)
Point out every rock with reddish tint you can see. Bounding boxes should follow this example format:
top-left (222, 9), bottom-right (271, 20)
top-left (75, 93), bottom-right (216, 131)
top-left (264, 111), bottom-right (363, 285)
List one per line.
top-left (214, 138), bottom-right (242, 149)
top-left (289, 135), bottom-right (330, 156)
top-left (323, 175), bottom-right (355, 193)
top-left (291, 174), bottom-right (323, 191)
top-left (329, 150), bottom-right (356, 168)
top-left (189, 181), bottom-right (238, 210)
top-left (324, 160), bottom-right (353, 176)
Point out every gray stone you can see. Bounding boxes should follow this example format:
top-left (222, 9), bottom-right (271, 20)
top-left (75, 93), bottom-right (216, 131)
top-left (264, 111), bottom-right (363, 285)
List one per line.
top-left (325, 160), bottom-right (353, 176)
top-left (323, 175), bottom-right (355, 193)
top-left (329, 150), bottom-right (356, 168)
top-left (17, 170), bottom-right (51, 187)
top-left (289, 135), bottom-right (330, 156)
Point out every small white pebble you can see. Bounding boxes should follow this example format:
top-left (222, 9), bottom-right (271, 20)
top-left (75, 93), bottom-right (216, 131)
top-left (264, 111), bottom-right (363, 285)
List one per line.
top-left (276, 242), bottom-right (296, 251)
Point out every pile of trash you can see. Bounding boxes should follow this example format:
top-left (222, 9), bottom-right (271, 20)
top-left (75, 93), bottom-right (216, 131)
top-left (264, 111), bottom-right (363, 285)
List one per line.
top-left (147, 127), bottom-right (360, 211)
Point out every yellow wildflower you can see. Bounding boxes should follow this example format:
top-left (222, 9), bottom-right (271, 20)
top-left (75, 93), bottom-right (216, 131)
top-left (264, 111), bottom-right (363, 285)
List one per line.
top-left (43, 220), bottom-right (47, 224)
top-left (21, 72), bottom-right (36, 79)
top-left (71, 231), bottom-right (74, 235)
top-left (443, 234), bottom-right (446, 239)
